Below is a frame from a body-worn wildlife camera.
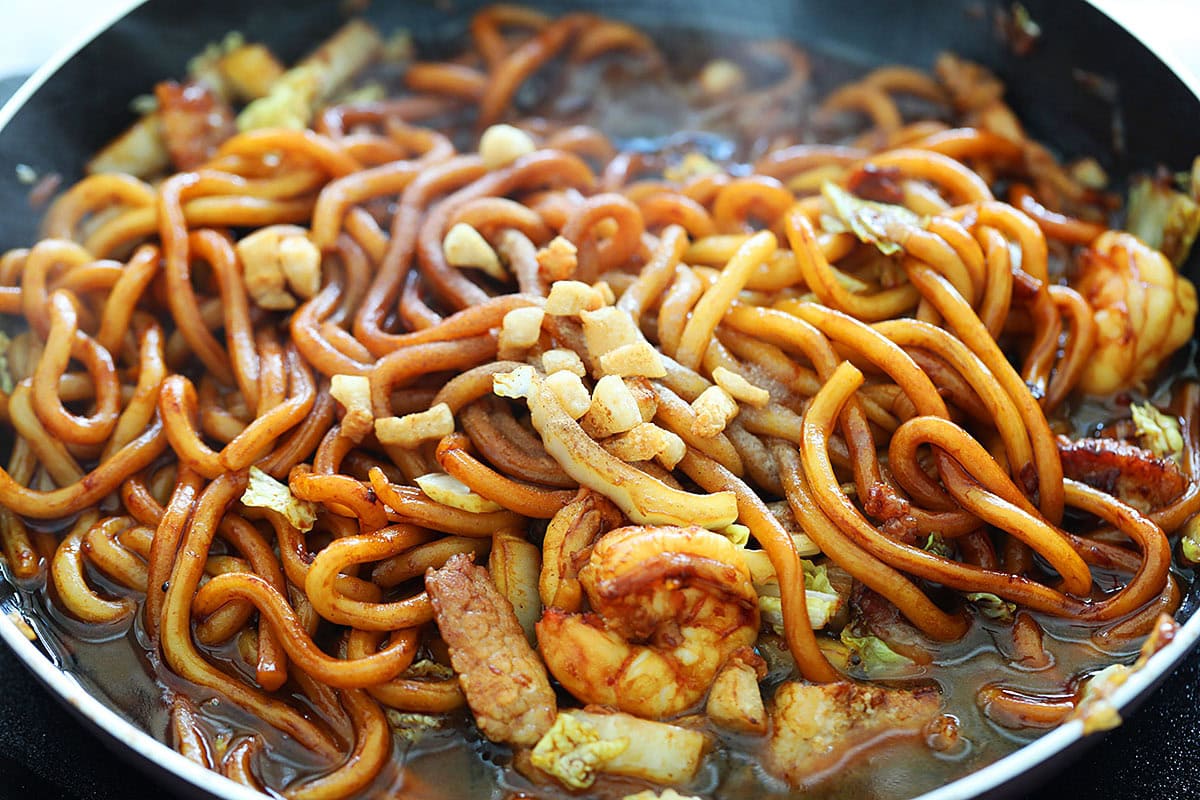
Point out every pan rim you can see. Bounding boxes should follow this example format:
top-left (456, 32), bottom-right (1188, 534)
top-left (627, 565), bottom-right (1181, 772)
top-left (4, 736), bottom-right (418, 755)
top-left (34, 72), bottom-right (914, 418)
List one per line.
top-left (1, 2), bottom-right (1198, 799)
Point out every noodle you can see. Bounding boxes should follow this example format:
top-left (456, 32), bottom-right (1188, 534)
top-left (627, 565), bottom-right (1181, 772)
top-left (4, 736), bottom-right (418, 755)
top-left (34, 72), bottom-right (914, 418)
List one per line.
top-left (1, 7), bottom-right (1198, 800)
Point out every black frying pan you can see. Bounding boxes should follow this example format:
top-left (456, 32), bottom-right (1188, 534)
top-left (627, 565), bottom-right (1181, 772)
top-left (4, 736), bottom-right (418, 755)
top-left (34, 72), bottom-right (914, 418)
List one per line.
top-left (1, 1), bottom-right (1198, 799)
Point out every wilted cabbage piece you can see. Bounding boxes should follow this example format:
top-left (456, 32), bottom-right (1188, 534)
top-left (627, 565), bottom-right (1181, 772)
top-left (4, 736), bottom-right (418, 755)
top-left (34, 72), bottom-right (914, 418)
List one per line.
top-left (183, 31), bottom-right (245, 99)
top-left (547, 711), bottom-right (705, 785)
top-left (840, 628), bottom-right (915, 676)
top-left (821, 181), bottom-right (921, 255)
top-left (1181, 515), bottom-right (1200, 564)
top-left (1073, 663), bottom-right (1129, 735)
top-left (1130, 402), bottom-right (1185, 462)
top-left (236, 19), bottom-right (382, 130)
top-left (385, 711), bottom-right (443, 743)
top-left (404, 659), bottom-right (456, 680)
top-left (804, 561), bottom-right (843, 626)
top-left (0, 331), bottom-right (12, 394)
top-left (760, 592), bottom-right (840, 632)
top-left (1126, 173), bottom-right (1200, 267)
top-left (923, 532), bottom-right (953, 558)
top-left (804, 559), bottom-right (835, 594)
top-left (759, 559), bottom-right (844, 631)
top-left (966, 592), bottom-right (1017, 622)
top-left (664, 152), bottom-right (721, 184)
top-left (334, 82), bottom-right (386, 105)
top-left (240, 466), bottom-right (317, 531)
top-left (722, 523), bottom-right (751, 547)
top-left (237, 65), bottom-right (321, 130)
top-left (531, 712), bottom-right (629, 790)
top-left (414, 472), bottom-right (504, 513)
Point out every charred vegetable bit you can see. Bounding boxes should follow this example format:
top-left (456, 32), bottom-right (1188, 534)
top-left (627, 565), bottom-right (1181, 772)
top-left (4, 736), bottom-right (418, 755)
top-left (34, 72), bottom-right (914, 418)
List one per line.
top-left (1126, 170), bottom-right (1200, 267)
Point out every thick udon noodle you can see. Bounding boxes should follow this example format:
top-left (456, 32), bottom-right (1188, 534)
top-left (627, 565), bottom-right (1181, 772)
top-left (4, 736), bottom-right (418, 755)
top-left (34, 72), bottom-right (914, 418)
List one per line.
top-left (1, 6), bottom-right (1198, 799)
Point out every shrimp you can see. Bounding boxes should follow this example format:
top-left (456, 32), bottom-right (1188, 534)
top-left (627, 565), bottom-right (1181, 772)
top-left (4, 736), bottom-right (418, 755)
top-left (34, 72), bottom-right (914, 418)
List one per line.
top-left (1074, 231), bottom-right (1197, 395)
top-left (538, 490), bottom-right (623, 614)
top-left (536, 525), bottom-right (759, 719)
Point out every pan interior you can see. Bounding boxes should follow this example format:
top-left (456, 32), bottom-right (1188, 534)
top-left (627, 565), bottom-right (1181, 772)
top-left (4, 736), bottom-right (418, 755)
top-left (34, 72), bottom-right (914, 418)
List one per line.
top-left (1, 2), bottom-right (1199, 799)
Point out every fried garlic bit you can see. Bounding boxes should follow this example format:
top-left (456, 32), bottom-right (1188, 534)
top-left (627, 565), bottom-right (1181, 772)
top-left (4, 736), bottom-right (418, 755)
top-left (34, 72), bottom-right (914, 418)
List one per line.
top-left (544, 279), bottom-right (605, 315)
top-left (537, 237), bottom-right (579, 283)
top-left (1075, 231), bottom-right (1197, 395)
top-left (443, 222), bottom-right (506, 281)
top-left (599, 342), bottom-right (666, 378)
top-left (479, 123), bottom-right (537, 170)
top-left (601, 422), bottom-right (686, 469)
top-left (374, 402), bottom-right (454, 449)
top-left (576, 302), bottom-right (666, 379)
top-left (540, 347), bottom-right (587, 377)
top-left (691, 384), bottom-right (740, 437)
top-left (581, 375), bottom-right (642, 438)
top-left (580, 306), bottom-right (640, 355)
top-left (493, 363), bottom-right (537, 399)
top-left (544, 371), bottom-right (591, 420)
top-left (235, 224), bottom-right (322, 310)
top-left (593, 280), bottom-right (617, 305)
top-left (499, 306), bottom-right (545, 352)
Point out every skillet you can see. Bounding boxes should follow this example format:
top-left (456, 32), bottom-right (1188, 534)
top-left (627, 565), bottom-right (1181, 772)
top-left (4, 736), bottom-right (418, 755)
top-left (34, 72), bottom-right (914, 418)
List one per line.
top-left (0, 1), bottom-right (1198, 798)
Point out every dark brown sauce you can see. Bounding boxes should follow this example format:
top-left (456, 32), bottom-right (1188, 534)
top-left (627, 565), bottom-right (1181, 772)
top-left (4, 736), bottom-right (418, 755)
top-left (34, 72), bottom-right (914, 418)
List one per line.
top-left (4, 22), bottom-right (1191, 800)
top-left (25, 573), bottom-right (1149, 800)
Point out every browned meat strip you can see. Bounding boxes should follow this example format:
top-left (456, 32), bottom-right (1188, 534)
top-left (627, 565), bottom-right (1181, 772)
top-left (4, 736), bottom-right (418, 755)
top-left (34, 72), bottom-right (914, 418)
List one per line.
top-left (155, 80), bottom-right (236, 171)
top-left (765, 681), bottom-right (941, 785)
top-left (1057, 435), bottom-right (1189, 513)
top-left (425, 553), bottom-right (556, 746)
